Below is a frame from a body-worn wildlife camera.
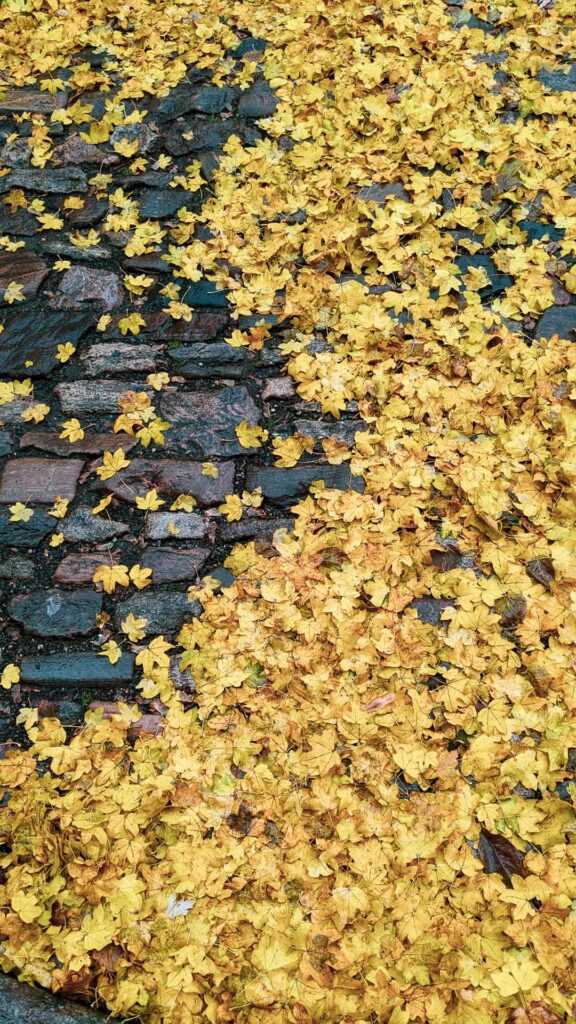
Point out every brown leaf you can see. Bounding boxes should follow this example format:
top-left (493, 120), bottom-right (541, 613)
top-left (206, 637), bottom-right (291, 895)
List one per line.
top-left (478, 827), bottom-right (527, 886)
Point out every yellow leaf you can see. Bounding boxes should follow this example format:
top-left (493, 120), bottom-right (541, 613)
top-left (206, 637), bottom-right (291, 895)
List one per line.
top-left (11, 891), bottom-right (41, 924)
top-left (4, 281), bottom-right (25, 304)
top-left (48, 497), bottom-right (70, 519)
top-left (218, 494), bottom-right (243, 522)
top-left (118, 312), bottom-right (146, 336)
top-left (9, 502), bottom-right (33, 523)
top-left (92, 563), bottom-right (130, 594)
top-left (56, 342), bottom-right (76, 363)
top-left (95, 449), bottom-right (131, 481)
top-left (170, 493), bottom-right (196, 512)
top-left (129, 564), bottom-right (152, 590)
top-left (49, 532), bottom-right (64, 547)
top-left (1, 663), bottom-right (20, 690)
top-left (96, 314), bottom-right (112, 332)
top-left (92, 495), bottom-right (113, 515)
top-left (21, 402), bottom-right (50, 423)
top-left (235, 420), bottom-right (269, 449)
top-left (146, 371), bottom-right (170, 390)
top-left (59, 418), bottom-right (85, 443)
top-left (135, 488), bottom-right (165, 511)
top-left (99, 639), bottom-right (123, 665)
top-left (201, 461), bottom-right (219, 478)
top-left (120, 612), bottom-right (148, 642)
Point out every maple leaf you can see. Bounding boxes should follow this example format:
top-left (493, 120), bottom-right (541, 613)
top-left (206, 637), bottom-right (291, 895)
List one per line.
top-left (146, 371), bottom-right (170, 390)
top-left (218, 494), bottom-right (243, 522)
top-left (48, 497), bottom-right (70, 519)
top-left (118, 312), bottom-right (146, 336)
top-left (4, 281), bottom-right (25, 304)
top-left (129, 564), bottom-right (152, 590)
top-left (56, 343), bottom-right (76, 363)
top-left (92, 495), bottom-right (113, 515)
top-left (170, 493), bottom-right (196, 512)
top-left (95, 449), bottom-right (130, 481)
top-left (59, 419), bottom-right (84, 443)
top-left (92, 564), bottom-right (130, 594)
top-left (135, 488), bottom-right (165, 511)
top-left (235, 420), bottom-right (269, 448)
top-left (99, 639), bottom-right (123, 665)
top-left (9, 502), bottom-right (33, 523)
top-left (49, 532), bottom-right (64, 547)
top-left (121, 612), bottom-right (148, 642)
top-left (201, 462), bottom-right (219, 478)
top-left (1, 663), bottom-right (20, 689)
top-left (21, 402), bottom-right (50, 423)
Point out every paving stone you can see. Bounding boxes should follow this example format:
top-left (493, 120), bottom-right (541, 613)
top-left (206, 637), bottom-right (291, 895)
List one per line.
top-left (0, 166), bottom-right (87, 193)
top-left (230, 36), bottom-right (267, 58)
top-left (0, 458), bottom-right (84, 503)
top-left (120, 171), bottom-right (172, 189)
top-left (262, 377), bottom-right (296, 400)
top-left (52, 266), bottom-right (124, 311)
top-left (0, 207), bottom-right (38, 235)
top-left (64, 196), bottom-right (109, 227)
top-left (113, 591), bottom-right (200, 635)
top-left (138, 189), bottom-right (190, 219)
top-left (537, 64), bottom-right (576, 92)
top-left (245, 464), bottom-right (365, 505)
top-left (55, 379), bottom-right (152, 414)
top-left (0, 974), bottom-right (109, 1024)
top-left (0, 89), bottom-right (67, 113)
top-left (535, 305), bottom-right (576, 342)
top-left (9, 588), bottom-right (101, 637)
top-left (62, 506), bottom-right (130, 542)
top-left (165, 120), bottom-right (262, 156)
top-left (161, 386), bottom-right (260, 456)
top-left (0, 507), bottom-right (53, 547)
top-left (123, 251), bottom-right (171, 274)
top-left (20, 652), bottom-right (135, 685)
top-left (0, 430), bottom-right (12, 456)
top-left (144, 511), bottom-right (214, 540)
top-left (0, 555), bottom-right (34, 580)
top-left (54, 552), bottom-right (120, 585)
top-left (237, 81), bottom-right (279, 117)
top-left (294, 419), bottom-right (358, 446)
top-left (219, 515), bottom-right (293, 541)
top-left (456, 253), bottom-right (514, 296)
top-left (0, 305), bottom-right (93, 377)
top-left (157, 85), bottom-right (234, 121)
top-left (357, 182), bottom-right (410, 204)
top-left (0, 137), bottom-right (33, 167)
top-left (149, 310), bottom-right (229, 341)
top-left (53, 133), bottom-right (119, 166)
top-left (169, 342), bottom-right (256, 378)
top-left (178, 279), bottom-right (229, 308)
top-left (110, 123), bottom-right (158, 154)
top-left (0, 251), bottom-right (49, 300)
top-left (40, 238), bottom-right (112, 261)
top-left (408, 597), bottom-right (454, 626)
top-left (100, 458), bottom-right (235, 506)
top-left (154, 74), bottom-right (208, 120)
top-left (80, 343), bottom-right (159, 376)
top-left (20, 431), bottom-right (136, 456)
top-left (141, 547), bottom-right (210, 583)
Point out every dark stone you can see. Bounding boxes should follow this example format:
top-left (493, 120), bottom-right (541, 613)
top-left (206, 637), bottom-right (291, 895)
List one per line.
top-left (230, 37), bottom-right (267, 58)
top-left (113, 591), bottom-right (200, 635)
top-left (138, 189), bottom-right (189, 219)
top-left (9, 588), bottom-right (101, 637)
top-left (237, 81), bottom-right (278, 118)
top-left (169, 342), bottom-right (255, 378)
top-left (20, 431), bottom-right (135, 456)
top-left (293, 419), bottom-right (358, 446)
top-left (62, 507), bottom-right (129, 542)
top-left (535, 306), bottom-right (576, 342)
top-left (55, 380), bottom-right (152, 414)
top-left (0, 430), bottom-right (11, 457)
top-left (357, 182), bottom-right (409, 204)
top-left (244, 465), bottom-right (365, 506)
top-left (35, 238), bottom-right (112, 262)
top-left (148, 310), bottom-right (228, 341)
top-left (64, 196), bottom-right (109, 227)
top-left (0, 208), bottom-right (38, 236)
top-left (0, 459), bottom-right (84, 503)
top-left (119, 172), bottom-right (172, 189)
top-left (0, 251), bottom-right (49, 300)
top-left (517, 219), bottom-right (564, 243)
top-left (20, 652), bottom-right (134, 686)
top-left (0, 90), bottom-right (67, 113)
top-left (0, 975), bottom-right (109, 1024)
top-left (537, 64), bottom-right (576, 93)
top-left (161, 386), bottom-right (260, 456)
top-left (409, 597), bottom-right (454, 626)
top-left (54, 553), bottom-right (119, 585)
top-left (0, 305), bottom-right (93, 377)
top-left (0, 508), bottom-right (53, 547)
top-left (456, 253), bottom-right (513, 296)
top-left (154, 74), bottom-right (212, 121)
top-left (526, 557), bottom-right (555, 589)
top-left (99, 458), bottom-right (235, 506)
top-left (165, 120), bottom-right (262, 156)
top-left (495, 593), bottom-right (527, 628)
top-left (0, 137), bottom-right (32, 168)
top-left (144, 511), bottom-right (213, 540)
top-left (53, 133), bottom-right (119, 167)
top-left (0, 167), bottom-right (87, 194)
top-left (80, 343), bottom-right (158, 376)
top-left (0, 556), bottom-right (34, 580)
top-left (219, 515), bottom-right (293, 542)
top-left (52, 267), bottom-right (124, 311)
top-left (141, 547), bottom-right (210, 583)
top-left (123, 251), bottom-right (171, 274)
top-left (170, 279), bottom-right (229, 308)
top-left (110, 123), bottom-right (157, 154)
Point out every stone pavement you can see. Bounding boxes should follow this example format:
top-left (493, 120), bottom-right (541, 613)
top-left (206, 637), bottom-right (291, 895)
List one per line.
top-left (0, 42), bottom-right (363, 741)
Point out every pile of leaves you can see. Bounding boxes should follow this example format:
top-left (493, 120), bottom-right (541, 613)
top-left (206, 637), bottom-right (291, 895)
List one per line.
top-left (1, 0), bottom-right (576, 1021)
